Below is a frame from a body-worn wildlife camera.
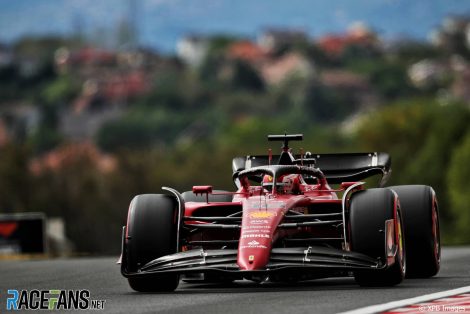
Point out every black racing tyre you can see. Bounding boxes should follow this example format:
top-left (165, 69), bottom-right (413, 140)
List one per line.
top-left (388, 185), bottom-right (440, 278)
top-left (182, 190), bottom-right (233, 202)
top-left (125, 194), bottom-right (180, 292)
top-left (350, 188), bottom-right (406, 286)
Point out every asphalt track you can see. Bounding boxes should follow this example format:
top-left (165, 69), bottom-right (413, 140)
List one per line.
top-left (0, 246), bottom-right (469, 314)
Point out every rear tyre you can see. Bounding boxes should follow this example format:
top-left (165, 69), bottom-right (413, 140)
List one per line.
top-left (182, 190), bottom-right (233, 202)
top-left (350, 188), bottom-right (405, 286)
top-left (125, 194), bottom-right (180, 292)
top-left (388, 185), bottom-right (440, 278)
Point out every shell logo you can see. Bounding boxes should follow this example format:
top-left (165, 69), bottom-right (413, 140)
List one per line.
top-left (250, 212), bottom-right (274, 219)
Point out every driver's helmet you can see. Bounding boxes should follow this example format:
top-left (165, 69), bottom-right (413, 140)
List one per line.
top-left (262, 174), bottom-right (281, 192)
top-left (280, 174), bottom-right (301, 194)
top-left (262, 174), bottom-right (275, 190)
top-left (262, 174), bottom-right (301, 194)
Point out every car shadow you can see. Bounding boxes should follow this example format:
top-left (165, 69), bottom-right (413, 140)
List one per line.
top-left (122, 277), bottom-right (372, 295)
top-left (119, 275), bottom-right (451, 295)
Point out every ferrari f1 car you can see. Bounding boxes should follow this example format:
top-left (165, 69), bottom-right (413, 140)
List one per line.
top-left (119, 134), bottom-right (440, 292)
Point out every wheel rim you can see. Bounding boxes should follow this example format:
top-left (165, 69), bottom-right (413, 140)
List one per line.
top-left (432, 200), bottom-right (440, 264)
top-left (396, 211), bottom-right (405, 274)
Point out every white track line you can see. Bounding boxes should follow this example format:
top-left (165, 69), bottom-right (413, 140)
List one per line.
top-left (339, 285), bottom-right (470, 314)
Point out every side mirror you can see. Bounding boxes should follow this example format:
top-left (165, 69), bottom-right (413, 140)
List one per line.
top-left (192, 185), bottom-right (213, 194)
top-left (192, 185), bottom-right (213, 203)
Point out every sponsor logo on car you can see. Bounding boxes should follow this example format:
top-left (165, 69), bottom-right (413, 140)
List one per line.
top-left (249, 212), bottom-right (275, 219)
top-left (242, 229), bottom-right (270, 234)
top-left (243, 225), bottom-right (271, 230)
top-left (250, 219), bottom-right (269, 224)
top-left (241, 234), bottom-right (270, 239)
top-left (240, 240), bottom-right (268, 249)
top-left (249, 201), bottom-right (285, 210)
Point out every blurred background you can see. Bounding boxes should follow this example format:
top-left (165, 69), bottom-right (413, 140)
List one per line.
top-left (0, 0), bottom-right (469, 256)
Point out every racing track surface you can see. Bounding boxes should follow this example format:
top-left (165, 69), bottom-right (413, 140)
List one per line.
top-left (0, 246), bottom-right (469, 313)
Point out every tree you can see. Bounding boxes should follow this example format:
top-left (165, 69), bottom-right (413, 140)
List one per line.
top-left (447, 131), bottom-right (470, 242)
top-left (347, 59), bottom-right (416, 99)
top-left (0, 145), bottom-right (32, 212)
top-left (230, 60), bottom-right (265, 91)
top-left (41, 75), bottom-right (80, 106)
top-left (355, 99), bottom-right (470, 237)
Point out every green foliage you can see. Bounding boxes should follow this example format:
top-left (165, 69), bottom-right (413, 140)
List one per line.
top-left (29, 127), bottom-right (63, 154)
top-left (28, 101), bottom-right (64, 153)
top-left (207, 35), bottom-right (239, 54)
top-left (230, 60), bottom-right (265, 91)
top-left (0, 59), bottom-right (57, 102)
top-left (41, 75), bottom-right (80, 106)
top-left (304, 82), bottom-right (355, 122)
top-left (13, 36), bottom-right (73, 60)
top-left (198, 53), bottom-right (224, 83)
top-left (138, 70), bottom-right (188, 109)
top-left (342, 43), bottom-right (381, 63)
top-left (303, 44), bottom-right (337, 67)
top-left (199, 57), bottom-right (264, 92)
top-left (355, 99), bottom-right (470, 240)
top-left (31, 154), bottom-right (125, 253)
top-left (347, 59), bottom-right (416, 99)
top-left (0, 145), bottom-right (32, 213)
top-left (447, 131), bottom-right (470, 243)
top-left (96, 108), bottom-right (190, 152)
top-left (391, 42), bottom-right (442, 63)
top-left (0, 65), bottom-right (22, 101)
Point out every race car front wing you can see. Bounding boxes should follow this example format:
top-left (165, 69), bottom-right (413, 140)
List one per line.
top-left (121, 243), bottom-right (384, 279)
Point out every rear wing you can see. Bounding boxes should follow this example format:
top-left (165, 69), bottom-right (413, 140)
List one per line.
top-left (232, 152), bottom-right (391, 186)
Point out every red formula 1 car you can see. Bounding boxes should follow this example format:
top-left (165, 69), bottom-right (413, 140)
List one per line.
top-left (119, 134), bottom-right (440, 292)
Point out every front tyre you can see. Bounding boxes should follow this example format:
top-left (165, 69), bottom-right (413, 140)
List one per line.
top-left (350, 188), bottom-right (406, 286)
top-left (125, 194), bottom-right (180, 292)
